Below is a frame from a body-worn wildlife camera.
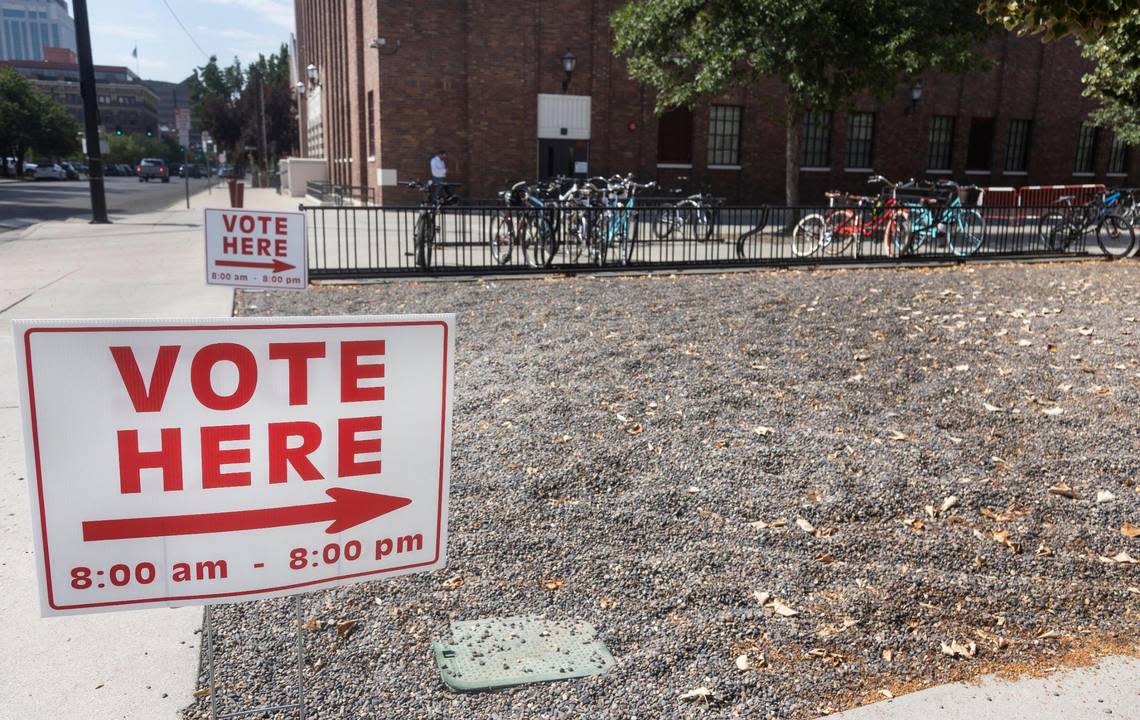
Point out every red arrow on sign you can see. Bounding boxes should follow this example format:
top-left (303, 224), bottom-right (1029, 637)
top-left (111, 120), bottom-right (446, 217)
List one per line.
top-left (81, 488), bottom-right (411, 541)
top-left (215, 258), bottom-right (296, 273)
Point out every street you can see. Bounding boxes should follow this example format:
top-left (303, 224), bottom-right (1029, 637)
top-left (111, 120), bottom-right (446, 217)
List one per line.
top-left (0, 176), bottom-right (217, 233)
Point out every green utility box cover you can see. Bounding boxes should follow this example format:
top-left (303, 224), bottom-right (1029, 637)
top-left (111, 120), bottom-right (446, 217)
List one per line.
top-left (432, 614), bottom-right (614, 691)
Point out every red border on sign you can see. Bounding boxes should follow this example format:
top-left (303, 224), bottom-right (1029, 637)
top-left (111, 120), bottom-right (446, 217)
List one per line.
top-left (23, 320), bottom-right (450, 611)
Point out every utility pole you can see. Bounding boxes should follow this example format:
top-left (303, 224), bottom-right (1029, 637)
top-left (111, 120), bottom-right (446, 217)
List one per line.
top-left (256, 66), bottom-right (269, 188)
top-left (72, 0), bottom-right (109, 224)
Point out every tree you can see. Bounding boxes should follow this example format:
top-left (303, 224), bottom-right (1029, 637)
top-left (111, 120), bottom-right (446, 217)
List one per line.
top-left (611, 0), bottom-right (991, 204)
top-left (189, 45), bottom-right (297, 177)
top-left (1082, 11), bottom-right (1140, 144)
top-left (978, 0), bottom-right (1136, 40)
top-left (0, 67), bottom-right (79, 176)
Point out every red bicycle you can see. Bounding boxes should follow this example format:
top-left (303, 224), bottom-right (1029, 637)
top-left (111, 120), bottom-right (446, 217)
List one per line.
top-left (792, 176), bottom-right (909, 257)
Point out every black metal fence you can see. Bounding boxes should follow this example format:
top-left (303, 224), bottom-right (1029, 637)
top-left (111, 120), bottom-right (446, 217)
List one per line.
top-left (300, 202), bottom-right (1132, 279)
top-left (304, 181), bottom-right (375, 206)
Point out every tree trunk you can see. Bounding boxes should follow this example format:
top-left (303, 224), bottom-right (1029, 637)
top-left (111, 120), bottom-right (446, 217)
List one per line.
top-left (784, 99), bottom-right (801, 207)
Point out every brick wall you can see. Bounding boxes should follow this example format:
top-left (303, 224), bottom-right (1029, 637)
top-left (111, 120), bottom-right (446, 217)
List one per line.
top-left (297, 3), bottom-right (1138, 204)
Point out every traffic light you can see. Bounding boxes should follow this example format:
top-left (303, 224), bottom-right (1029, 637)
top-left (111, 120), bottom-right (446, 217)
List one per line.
top-left (145, 128), bottom-right (154, 137)
top-left (178, 145), bottom-right (185, 153)
top-left (114, 127), bottom-right (123, 136)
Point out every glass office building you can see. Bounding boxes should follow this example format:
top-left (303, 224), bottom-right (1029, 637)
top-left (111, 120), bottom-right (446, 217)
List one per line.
top-left (0, 0), bottom-right (75, 61)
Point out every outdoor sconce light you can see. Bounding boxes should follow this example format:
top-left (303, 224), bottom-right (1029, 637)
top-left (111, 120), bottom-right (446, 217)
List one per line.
top-left (905, 80), bottom-right (923, 114)
top-left (368, 36), bottom-right (400, 55)
top-left (295, 81), bottom-right (305, 95)
top-left (306, 63), bottom-right (319, 85)
top-left (561, 49), bottom-right (577, 93)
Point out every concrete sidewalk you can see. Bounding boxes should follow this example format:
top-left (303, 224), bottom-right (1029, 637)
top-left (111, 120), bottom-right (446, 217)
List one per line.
top-left (0, 187), bottom-right (297, 720)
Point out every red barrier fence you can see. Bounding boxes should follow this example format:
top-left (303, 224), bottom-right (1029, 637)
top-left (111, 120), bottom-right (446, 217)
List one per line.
top-left (979, 183), bottom-right (1106, 222)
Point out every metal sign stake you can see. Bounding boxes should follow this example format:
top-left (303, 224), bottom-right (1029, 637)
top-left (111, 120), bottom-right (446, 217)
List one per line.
top-left (203, 596), bottom-right (305, 720)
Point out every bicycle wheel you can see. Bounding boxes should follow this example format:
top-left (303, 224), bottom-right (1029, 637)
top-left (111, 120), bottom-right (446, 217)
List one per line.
top-left (620, 219), bottom-right (637, 265)
top-left (947, 209), bottom-right (985, 257)
top-left (1037, 212), bottom-right (1070, 251)
top-left (883, 210), bottom-right (911, 257)
top-left (824, 209), bottom-right (856, 255)
top-left (791, 214), bottom-right (826, 257)
top-left (564, 211), bottom-right (585, 263)
top-left (1096, 213), bottom-right (1136, 259)
top-left (654, 207), bottom-right (677, 239)
top-left (414, 214), bottom-right (434, 270)
top-left (524, 218), bottom-right (557, 268)
top-left (489, 214), bottom-right (513, 265)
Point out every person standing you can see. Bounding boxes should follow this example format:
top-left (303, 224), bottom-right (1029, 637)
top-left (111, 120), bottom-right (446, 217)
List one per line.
top-left (429, 149), bottom-right (448, 203)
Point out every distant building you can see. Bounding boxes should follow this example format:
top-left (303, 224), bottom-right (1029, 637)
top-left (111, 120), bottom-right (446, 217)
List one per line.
top-left (0, 57), bottom-right (159, 136)
top-left (0, 0), bottom-right (75, 61)
top-left (293, 0), bottom-right (1137, 203)
top-left (146, 77), bottom-right (201, 148)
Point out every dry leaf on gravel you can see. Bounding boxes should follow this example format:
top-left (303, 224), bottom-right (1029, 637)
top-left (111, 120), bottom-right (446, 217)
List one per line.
top-left (749, 518), bottom-right (786, 530)
top-left (1097, 490), bottom-right (1117, 504)
top-left (992, 530), bottom-right (1022, 553)
top-left (983, 402), bottom-right (1003, 412)
top-left (796, 517), bottom-right (816, 534)
top-left (753, 425), bottom-right (775, 436)
top-left (815, 553), bottom-right (838, 564)
top-left (771, 599), bottom-right (800, 617)
top-left (1037, 543), bottom-right (1054, 557)
top-left (599, 596), bottom-right (617, 609)
top-left (753, 591), bottom-right (771, 606)
top-left (336, 620), bottom-right (358, 639)
top-left (686, 486), bottom-right (703, 494)
top-left (543, 578), bottom-right (566, 590)
top-left (735, 655), bottom-right (752, 671)
top-left (1122, 522), bottom-right (1140, 539)
top-left (302, 618), bottom-right (323, 631)
top-left (940, 495), bottom-right (959, 514)
top-left (1041, 406), bottom-right (1064, 416)
top-left (887, 429), bottom-right (908, 441)
top-left (879, 689), bottom-right (894, 699)
top-left (680, 687), bottom-right (714, 702)
top-left (1077, 326), bottom-right (1093, 336)
top-left (1037, 629), bottom-right (1064, 640)
top-left (882, 649), bottom-right (894, 662)
top-left (441, 575), bottom-right (465, 588)
top-left (626, 423), bottom-right (643, 435)
top-left (1100, 551), bottom-right (1138, 564)
top-left (940, 640), bottom-right (977, 658)
top-left (1048, 483), bottom-right (1078, 499)
top-left (902, 518), bottom-right (925, 531)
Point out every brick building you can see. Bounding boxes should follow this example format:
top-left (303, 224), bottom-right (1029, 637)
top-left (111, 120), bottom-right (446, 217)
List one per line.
top-left (1, 52), bottom-right (159, 136)
top-left (292, 1), bottom-right (1137, 203)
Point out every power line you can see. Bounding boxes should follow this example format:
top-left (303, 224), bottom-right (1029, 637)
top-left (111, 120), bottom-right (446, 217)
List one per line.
top-left (159, 0), bottom-right (210, 60)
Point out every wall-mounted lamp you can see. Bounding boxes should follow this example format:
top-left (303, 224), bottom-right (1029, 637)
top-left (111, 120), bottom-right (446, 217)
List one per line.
top-left (368, 36), bottom-right (400, 55)
top-left (561, 49), bottom-right (576, 93)
top-left (295, 81), bottom-right (305, 96)
top-left (306, 63), bottom-right (319, 85)
top-left (905, 80), bottom-right (923, 114)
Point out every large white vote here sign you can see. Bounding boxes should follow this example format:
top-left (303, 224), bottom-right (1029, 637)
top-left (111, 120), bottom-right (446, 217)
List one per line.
top-left (14, 315), bottom-right (454, 616)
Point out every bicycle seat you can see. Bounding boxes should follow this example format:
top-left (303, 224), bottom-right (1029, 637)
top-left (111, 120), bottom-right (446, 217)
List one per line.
top-left (824, 191), bottom-right (844, 198)
top-left (1056, 195), bottom-right (1076, 204)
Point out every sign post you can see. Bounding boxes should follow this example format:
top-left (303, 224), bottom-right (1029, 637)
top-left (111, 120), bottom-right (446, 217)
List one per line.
top-left (204, 208), bottom-right (308, 290)
top-left (14, 315), bottom-right (454, 615)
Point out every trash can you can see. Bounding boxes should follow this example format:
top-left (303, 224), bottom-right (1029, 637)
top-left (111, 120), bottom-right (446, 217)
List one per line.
top-left (227, 179), bottom-right (245, 208)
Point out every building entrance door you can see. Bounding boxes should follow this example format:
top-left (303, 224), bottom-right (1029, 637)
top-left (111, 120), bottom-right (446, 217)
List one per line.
top-left (538, 139), bottom-right (589, 180)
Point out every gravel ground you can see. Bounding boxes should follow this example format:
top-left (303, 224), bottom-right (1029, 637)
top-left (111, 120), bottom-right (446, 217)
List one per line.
top-left (185, 261), bottom-right (1139, 720)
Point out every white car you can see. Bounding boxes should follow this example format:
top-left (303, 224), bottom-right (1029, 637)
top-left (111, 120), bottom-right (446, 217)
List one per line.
top-left (32, 161), bottom-right (67, 180)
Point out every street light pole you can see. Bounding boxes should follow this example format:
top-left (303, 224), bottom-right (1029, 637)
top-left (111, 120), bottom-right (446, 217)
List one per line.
top-left (72, 0), bottom-right (109, 223)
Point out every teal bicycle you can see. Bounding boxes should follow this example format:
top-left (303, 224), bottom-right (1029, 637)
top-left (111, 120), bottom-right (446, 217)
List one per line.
top-left (593, 175), bottom-right (655, 266)
top-left (886, 180), bottom-right (985, 257)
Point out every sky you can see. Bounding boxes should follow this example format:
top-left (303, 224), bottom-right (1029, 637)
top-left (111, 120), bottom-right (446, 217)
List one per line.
top-left (84, 0), bottom-right (295, 82)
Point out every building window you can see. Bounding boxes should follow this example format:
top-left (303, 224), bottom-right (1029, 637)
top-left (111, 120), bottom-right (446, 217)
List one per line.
top-left (657, 107), bottom-right (693, 165)
top-left (366, 90), bottom-right (375, 158)
top-left (844, 112), bottom-right (874, 169)
top-left (927, 116), bottom-right (955, 170)
top-left (966, 117), bottom-right (994, 171)
top-left (1108, 137), bottom-right (1128, 174)
top-left (1004, 119), bottom-right (1031, 172)
top-left (801, 111), bottom-right (832, 167)
top-left (707, 105), bottom-right (742, 166)
top-left (1075, 124), bottom-right (1098, 173)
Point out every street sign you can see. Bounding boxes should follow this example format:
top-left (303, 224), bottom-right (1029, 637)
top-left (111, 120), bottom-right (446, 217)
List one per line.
top-left (14, 315), bottom-right (454, 616)
top-left (204, 208), bottom-right (308, 290)
top-left (175, 107), bottom-right (191, 147)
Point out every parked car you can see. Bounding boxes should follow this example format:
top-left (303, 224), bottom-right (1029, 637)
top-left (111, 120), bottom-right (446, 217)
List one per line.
top-left (22, 162), bottom-right (38, 177)
top-left (179, 164), bottom-right (203, 178)
top-left (216, 164), bottom-right (237, 179)
top-left (118, 163), bottom-right (135, 176)
top-left (60, 161), bottom-right (80, 180)
top-left (32, 161), bottom-right (66, 180)
top-left (137, 158), bottom-right (169, 182)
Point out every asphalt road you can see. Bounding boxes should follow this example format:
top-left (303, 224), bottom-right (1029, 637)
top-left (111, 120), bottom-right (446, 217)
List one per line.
top-left (0, 175), bottom-right (217, 233)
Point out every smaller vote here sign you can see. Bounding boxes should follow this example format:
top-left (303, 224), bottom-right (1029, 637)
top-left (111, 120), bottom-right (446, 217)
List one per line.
top-left (204, 208), bottom-right (308, 290)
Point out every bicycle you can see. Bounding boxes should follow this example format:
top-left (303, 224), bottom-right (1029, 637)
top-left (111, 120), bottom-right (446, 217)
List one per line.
top-left (886, 180), bottom-right (985, 258)
top-left (792, 176), bottom-right (907, 258)
top-left (1037, 190), bottom-right (1136, 259)
top-left (401, 180), bottom-right (459, 270)
top-left (594, 175), bottom-right (655, 266)
top-left (654, 182), bottom-right (723, 241)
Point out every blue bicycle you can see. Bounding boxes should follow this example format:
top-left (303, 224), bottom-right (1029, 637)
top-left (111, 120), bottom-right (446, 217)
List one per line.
top-left (886, 179), bottom-right (985, 257)
top-left (594, 175), bottom-right (655, 265)
top-left (1038, 189), bottom-right (1136, 259)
